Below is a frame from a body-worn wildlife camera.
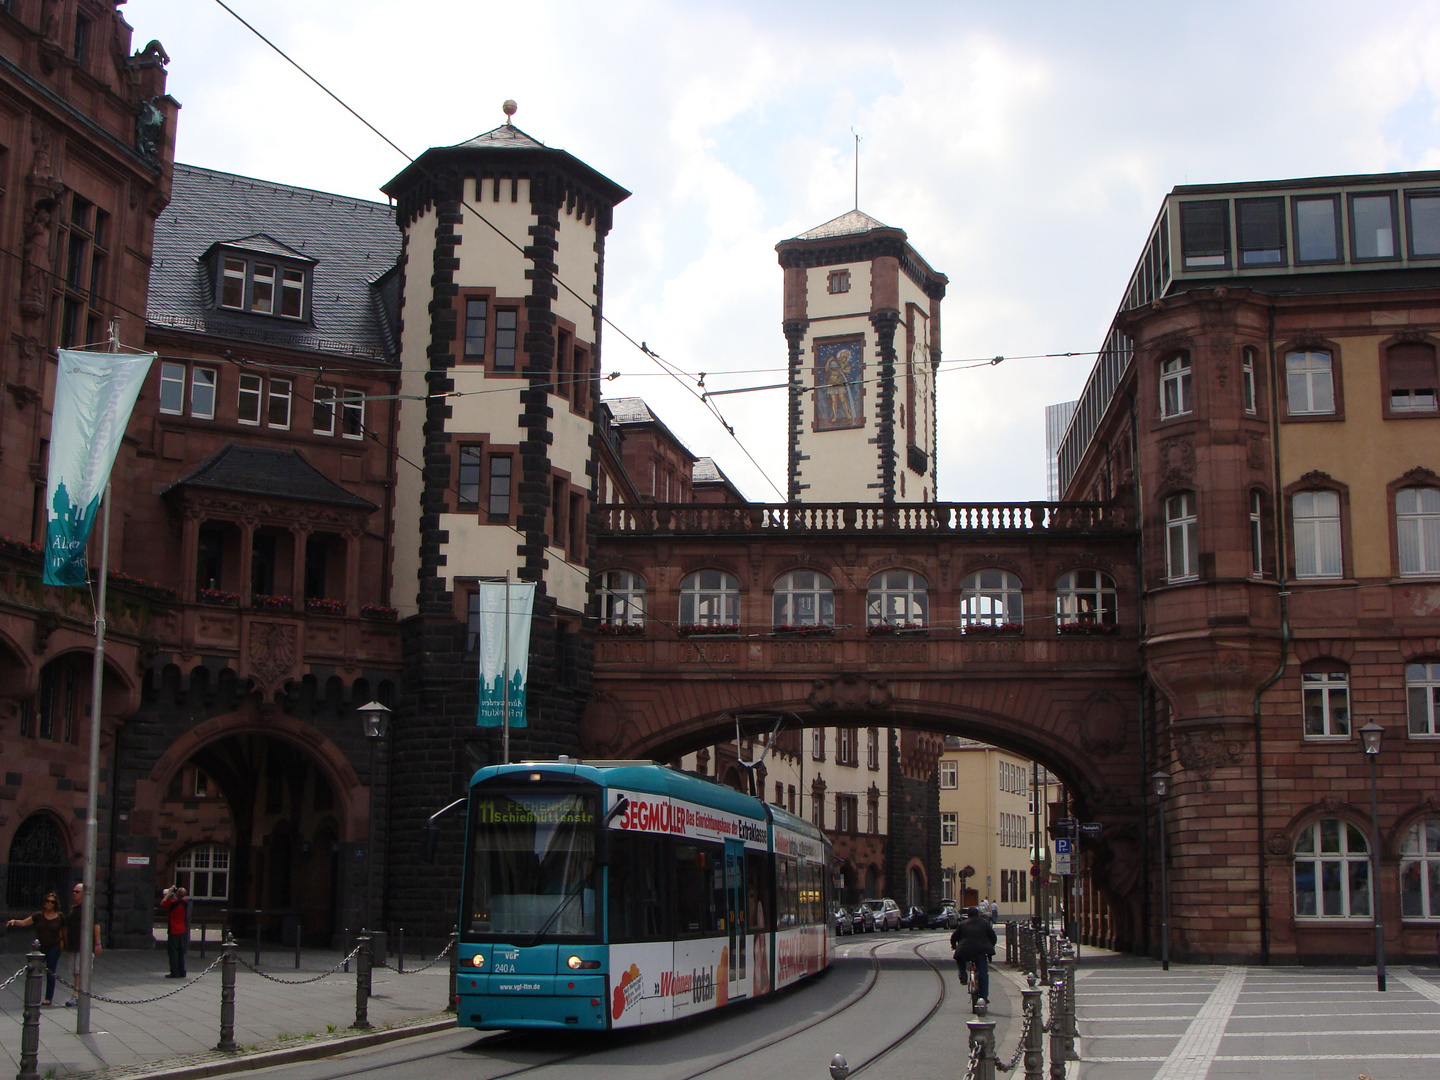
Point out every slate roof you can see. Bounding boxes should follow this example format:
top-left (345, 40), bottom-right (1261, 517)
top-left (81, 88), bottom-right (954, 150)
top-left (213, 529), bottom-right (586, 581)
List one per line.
top-left (147, 163), bottom-right (402, 362)
top-left (606, 397), bottom-right (656, 424)
top-left (202, 233), bottom-right (316, 262)
top-left (692, 457), bottom-right (723, 483)
top-left (450, 123), bottom-right (548, 151)
top-left (164, 444), bottom-right (377, 510)
top-left (789, 209), bottom-right (893, 241)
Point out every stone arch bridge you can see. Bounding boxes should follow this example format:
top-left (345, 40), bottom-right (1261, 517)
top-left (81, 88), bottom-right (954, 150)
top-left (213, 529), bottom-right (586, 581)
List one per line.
top-left (584, 500), bottom-right (1150, 943)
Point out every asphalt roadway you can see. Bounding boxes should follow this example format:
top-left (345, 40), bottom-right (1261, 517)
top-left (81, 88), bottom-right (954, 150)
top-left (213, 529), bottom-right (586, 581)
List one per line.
top-left (0, 932), bottom-right (1438, 1079)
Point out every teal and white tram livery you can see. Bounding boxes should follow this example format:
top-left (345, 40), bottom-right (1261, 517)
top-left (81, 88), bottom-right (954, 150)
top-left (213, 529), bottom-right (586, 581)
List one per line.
top-left (456, 760), bottom-right (832, 1031)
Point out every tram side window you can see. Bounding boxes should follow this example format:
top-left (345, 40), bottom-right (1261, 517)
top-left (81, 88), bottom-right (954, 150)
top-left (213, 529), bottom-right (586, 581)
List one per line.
top-left (675, 840), bottom-right (725, 938)
top-left (609, 832), bottom-right (669, 943)
top-left (776, 856), bottom-right (798, 927)
top-left (745, 849), bottom-right (770, 932)
top-left (800, 862), bottom-right (822, 925)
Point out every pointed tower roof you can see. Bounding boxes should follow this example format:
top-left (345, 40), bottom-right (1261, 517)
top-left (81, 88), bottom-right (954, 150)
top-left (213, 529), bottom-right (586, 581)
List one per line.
top-left (788, 209), bottom-right (892, 242)
top-left (776, 209), bottom-right (947, 300)
top-left (450, 124), bottom-right (549, 152)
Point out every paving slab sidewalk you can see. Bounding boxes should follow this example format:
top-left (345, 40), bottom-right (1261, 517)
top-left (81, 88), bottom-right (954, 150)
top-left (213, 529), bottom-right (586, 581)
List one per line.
top-left (0, 944), bottom-right (455, 1078)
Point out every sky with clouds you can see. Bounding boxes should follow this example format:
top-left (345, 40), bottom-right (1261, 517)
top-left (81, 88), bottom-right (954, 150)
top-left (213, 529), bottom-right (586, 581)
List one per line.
top-left (129, 0), bottom-right (1440, 501)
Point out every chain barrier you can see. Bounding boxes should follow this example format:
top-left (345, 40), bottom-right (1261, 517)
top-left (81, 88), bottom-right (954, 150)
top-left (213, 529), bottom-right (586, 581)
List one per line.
top-left (0, 965), bottom-right (29, 994)
top-left (375, 937), bottom-right (453, 975)
top-left (53, 954), bottom-right (224, 1006)
top-left (994, 1002), bottom-right (1035, 1073)
top-left (236, 943), bottom-right (363, 986)
top-left (963, 1035), bottom-right (984, 1080)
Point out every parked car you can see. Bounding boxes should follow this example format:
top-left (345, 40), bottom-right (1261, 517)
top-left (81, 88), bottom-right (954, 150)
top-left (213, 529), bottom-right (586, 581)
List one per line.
top-left (900, 905), bottom-right (928, 930)
top-left (927, 903), bottom-right (960, 930)
top-left (851, 905), bottom-right (875, 933)
top-left (862, 897), bottom-right (902, 931)
top-left (833, 905), bottom-right (854, 935)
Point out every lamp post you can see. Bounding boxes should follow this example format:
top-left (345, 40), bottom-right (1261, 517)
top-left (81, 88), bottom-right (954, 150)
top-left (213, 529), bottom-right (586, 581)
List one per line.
top-left (1359, 721), bottom-right (1386, 992)
top-left (1152, 771), bottom-right (1170, 971)
top-left (358, 701), bottom-right (391, 935)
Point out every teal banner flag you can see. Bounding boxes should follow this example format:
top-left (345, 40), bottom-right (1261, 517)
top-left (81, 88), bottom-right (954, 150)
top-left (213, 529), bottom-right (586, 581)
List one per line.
top-left (43, 349), bottom-right (154, 586)
top-left (476, 581), bottom-right (535, 728)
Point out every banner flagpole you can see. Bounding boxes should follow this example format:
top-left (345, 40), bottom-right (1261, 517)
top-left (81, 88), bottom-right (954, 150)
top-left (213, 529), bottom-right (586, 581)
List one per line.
top-left (502, 573), bottom-right (510, 765)
top-left (77, 317), bottom-right (122, 1035)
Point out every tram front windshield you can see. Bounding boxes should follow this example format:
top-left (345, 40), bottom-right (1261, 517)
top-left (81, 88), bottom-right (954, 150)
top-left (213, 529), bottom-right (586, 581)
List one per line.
top-left (466, 791), bottom-right (597, 939)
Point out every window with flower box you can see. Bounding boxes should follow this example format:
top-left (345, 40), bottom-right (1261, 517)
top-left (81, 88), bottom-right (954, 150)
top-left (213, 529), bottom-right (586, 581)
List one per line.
top-left (679, 569), bottom-right (739, 630)
top-left (959, 569), bottom-right (1023, 630)
top-left (866, 569), bottom-right (928, 628)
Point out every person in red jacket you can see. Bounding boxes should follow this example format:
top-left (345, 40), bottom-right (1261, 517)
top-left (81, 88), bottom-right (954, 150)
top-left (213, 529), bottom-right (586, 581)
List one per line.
top-left (160, 885), bottom-right (189, 978)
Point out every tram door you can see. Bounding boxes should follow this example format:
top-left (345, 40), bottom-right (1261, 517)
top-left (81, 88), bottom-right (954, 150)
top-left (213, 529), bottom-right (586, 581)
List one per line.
top-left (724, 838), bottom-right (747, 996)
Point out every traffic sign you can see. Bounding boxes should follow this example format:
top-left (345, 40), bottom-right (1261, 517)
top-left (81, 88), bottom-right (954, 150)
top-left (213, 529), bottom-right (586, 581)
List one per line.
top-left (1056, 817), bottom-right (1077, 830)
top-left (1080, 822), bottom-right (1103, 836)
top-left (1054, 838), bottom-right (1073, 854)
top-left (1054, 853), bottom-right (1077, 875)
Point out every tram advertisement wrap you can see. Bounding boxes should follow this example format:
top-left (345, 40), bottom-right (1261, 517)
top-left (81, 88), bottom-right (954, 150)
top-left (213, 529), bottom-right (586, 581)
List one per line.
top-left (607, 790), bottom-right (767, 847)
top-left (608, 939), bottom-right (743, 1028)
top-left (774, 926), bottom-right (826, 991)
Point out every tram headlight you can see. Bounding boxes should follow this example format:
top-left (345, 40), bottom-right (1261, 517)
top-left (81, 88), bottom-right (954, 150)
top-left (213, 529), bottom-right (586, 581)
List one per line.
top-left (471, 954), bottom-right (484, 967)
top-left (567, 955), bottom-right (601, 970)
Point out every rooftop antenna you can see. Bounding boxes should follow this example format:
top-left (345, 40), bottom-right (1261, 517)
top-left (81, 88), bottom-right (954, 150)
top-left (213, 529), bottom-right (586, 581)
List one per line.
top-left (852, 128), bottom-right (861, 210)
top-left (503, 99), bottom-right (517, 127)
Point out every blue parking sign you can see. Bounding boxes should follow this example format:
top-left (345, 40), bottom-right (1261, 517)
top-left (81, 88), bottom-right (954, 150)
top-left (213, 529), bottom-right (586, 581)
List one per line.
top-left (1054, 838), bottom-right (1073, 854)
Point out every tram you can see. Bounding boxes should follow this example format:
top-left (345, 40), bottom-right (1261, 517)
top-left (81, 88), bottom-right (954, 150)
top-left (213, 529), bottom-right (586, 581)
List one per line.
top-left (455, 759), bottom-right (832, 1031)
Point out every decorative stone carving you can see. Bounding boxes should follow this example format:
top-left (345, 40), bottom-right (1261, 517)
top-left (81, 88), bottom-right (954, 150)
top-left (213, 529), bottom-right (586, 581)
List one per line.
top-left (247, 621), bottom-right (297, 696)
top-left (1246, 433), bottom-right (1267, 472)
top-left (1322, 795), bottom-right (1341, 813)
top-left (807, 674), bottom-right (892, 712)
top-left (1174, 727), bottom-right (1244, 774)
top-left (1401, 466), bottom-right (1440, 487)
top-left (1265, 831), bottom-right (1291, 856)
top-left (1077, 691), bottom-right (1127, 758)
top-left (1158, 436), bottom-right (1195, 488)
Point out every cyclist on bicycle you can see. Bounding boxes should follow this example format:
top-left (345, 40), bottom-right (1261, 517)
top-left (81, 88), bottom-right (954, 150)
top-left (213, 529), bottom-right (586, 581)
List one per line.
top-left (950, 907), bottom-right (997, 1011)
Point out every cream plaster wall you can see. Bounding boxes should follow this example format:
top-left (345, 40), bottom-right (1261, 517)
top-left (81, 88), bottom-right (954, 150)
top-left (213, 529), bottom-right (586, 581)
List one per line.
top-left (437, 516), bottom-right (525, 586)
top-left (456, 179), bottom-right (534, 299)
top-left (391, 207), bottom-right (439, 617)
top-left (446, 368), bottom-right (525, 444)
top-left (805, 263), bottom-right (871, 320)
top-left (1279, 332), bottom-right (1440, 579)
top-left (553, 206), bottom-right (599, 337)
top-left (939, 745), bottom-right (1043, 918)
top-left (798, 311), bottom-right (877, 502)
top-left (550, 409), bottom-right (592, 491)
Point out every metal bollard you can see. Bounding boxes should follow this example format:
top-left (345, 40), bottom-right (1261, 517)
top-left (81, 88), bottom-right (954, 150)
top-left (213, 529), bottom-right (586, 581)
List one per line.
top-left (967, 1018), bottom-right (997, 1080)
top-left (1037, 929), bottom-right (1049, 985)
top-left (17, 945), bottom-right (44, 1080)
top-left (397, 927), bottom-right (404, 974)
top-left (294, 922), bottom-right (302, 970)
top-left (447, 927), bottom-right (459, 1013)
top-left (352, 932), bottom-right (373, 1029)
top-left (216, 932), bottom-right (238, 1052)
top-left (199, 915), bottom-right (207, 960)
top-left (1021, 983), bottom-right (1044, 1080)
top-left (1061, 955), bottom-right (1078, 1056)
top-left (343, 927), bottom-right (351, 973)
top-left (1048, 974), bottom-right (1066, 1080)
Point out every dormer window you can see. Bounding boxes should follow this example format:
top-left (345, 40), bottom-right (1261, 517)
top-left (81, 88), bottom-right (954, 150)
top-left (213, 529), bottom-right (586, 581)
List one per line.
top-left (207, 236), bottom-right (315, 321)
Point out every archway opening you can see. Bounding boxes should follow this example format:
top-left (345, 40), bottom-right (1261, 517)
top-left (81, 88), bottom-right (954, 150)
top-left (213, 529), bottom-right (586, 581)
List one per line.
top-left (6, 813), bottom-right (71, 910)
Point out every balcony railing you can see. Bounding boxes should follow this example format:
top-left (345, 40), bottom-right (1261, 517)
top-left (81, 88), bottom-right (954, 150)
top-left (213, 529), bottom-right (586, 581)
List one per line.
top-left (598, 501), bottom-right (1129, 536)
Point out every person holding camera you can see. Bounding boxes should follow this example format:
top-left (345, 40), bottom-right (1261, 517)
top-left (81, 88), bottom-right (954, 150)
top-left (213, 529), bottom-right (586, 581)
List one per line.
top-left (160, 884), bottom-right (189, 978)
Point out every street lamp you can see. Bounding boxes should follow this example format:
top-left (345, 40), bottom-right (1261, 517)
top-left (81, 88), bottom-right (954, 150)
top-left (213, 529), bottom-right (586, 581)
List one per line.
top-left (358, 701), bottom-right (391, 934)
top-left (1359, 721), bottom-right (1386, 992)
top-left (1152, 771), bottom-right (1170, 971)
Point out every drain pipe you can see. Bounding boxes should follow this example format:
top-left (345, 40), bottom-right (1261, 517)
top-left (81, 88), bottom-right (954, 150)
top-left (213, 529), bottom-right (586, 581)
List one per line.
top-left (1253, 302), bottom-right (1290, 966)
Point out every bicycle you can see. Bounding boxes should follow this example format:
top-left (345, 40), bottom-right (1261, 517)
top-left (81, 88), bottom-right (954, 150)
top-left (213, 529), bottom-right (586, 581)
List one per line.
top-left (963, 958), bottom-right (987, 1016)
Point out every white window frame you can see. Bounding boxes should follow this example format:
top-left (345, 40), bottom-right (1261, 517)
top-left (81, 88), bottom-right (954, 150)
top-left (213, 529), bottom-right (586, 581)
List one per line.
top-left (159, 362), bottom-right (186, 415)
top-left (220, 258), bottom-right (246, 309)
top-left (237, 373), bottom-right (262, 426)
top-left (1400, 818), bottom-right (1440, 920)
top-left (599, 569), bottom-right (646, 627)
top-left (191, 367), bottom-right (217, 420)
top-left (811, 728), bottom-right (825, 762)
top-left (266, 377), bottom-right (292, 430)
top-left (1250, 491), bottom-right (1264, 578)
top-left (959, 569), bottom-right (1023, 627)
top-left (1397, 487), bottom-right (1440, 576)
top-left (941, 812), bottom-right (958, 845)
top-left (772, 569), bottom-right (835, 627)
top-left (175, 842), bottom-right (231, 901)
top-left (250, 263), bottom-right (275, 314)
top-left (1302, 669), bottom-right (1351, 739)
top-left (838, 726), bottom-right (856, 766)
top-left (867, 727), bottom-right (879, 770)
top-left (312, 384), bottom-right (336, 436)
top-left (340, 389), bottom-right (365, 440)
top-left (1294, 819), bottom-right (1371, 919)
top-left (940, 760), bottom-right (957, 789)
top-left (1293, 490), bottom-right (1342, 579)
top-left (866, 569), bottom-right (928, 627)
top-left (1160, 354), bottom-right (1192, 418)
top-left (1165, 493), bottom-right (1199, 582)
top-left (280, 267), bottom-right (305, 319)
top-left (679, 569), bottom-right (740, 628)
top-left (1286, 350), bottom-right (1335, 416)
top-left (1055, 569), bottom-right (1117, 627)
top-left (1242, 347), bottom-right (1257, 414)
top-left (1407, 662), bottom-right (1440, 738)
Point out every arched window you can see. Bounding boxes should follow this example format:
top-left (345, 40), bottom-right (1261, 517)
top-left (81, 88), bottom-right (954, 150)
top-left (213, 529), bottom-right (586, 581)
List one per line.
top-left (1294, 819), bottom-right (1370, 919)
top-left (1164, 493), bottom-right (1199, 582)
top-left (5, 814), bottom-right (69, 909)
top-left (175, 843), bottom-right (231, 901)
top-left (959, 570), bottom-right (1023, 628)
top-left (772, 570), bottom-right (834, 628)
top-left (598, 569), bottom-right (646, 626)
top-left (866, 570), bottom-right (928, 627)
top-left (1407, 661), bottom-right (1440, 737)
top-left (1292, 490), bottom-right (1342, 578)
top-left (1396, 487), bottom-right (1440, 576)
top-left (1400, 818), bottom-right (1440, 919)
top-left (679, 569), bottom-right (739, 629)
top-left (1055, 569), bottom-right (1117, 628)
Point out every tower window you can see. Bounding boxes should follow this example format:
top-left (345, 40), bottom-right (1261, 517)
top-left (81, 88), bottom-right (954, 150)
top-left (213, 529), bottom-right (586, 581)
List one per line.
top-left (827, 269), bottom-right (850, 294)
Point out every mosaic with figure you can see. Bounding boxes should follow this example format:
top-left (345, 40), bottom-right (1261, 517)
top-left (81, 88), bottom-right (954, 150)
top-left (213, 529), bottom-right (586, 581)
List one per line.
top-left (813, 339), bottom-right (864, 430)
